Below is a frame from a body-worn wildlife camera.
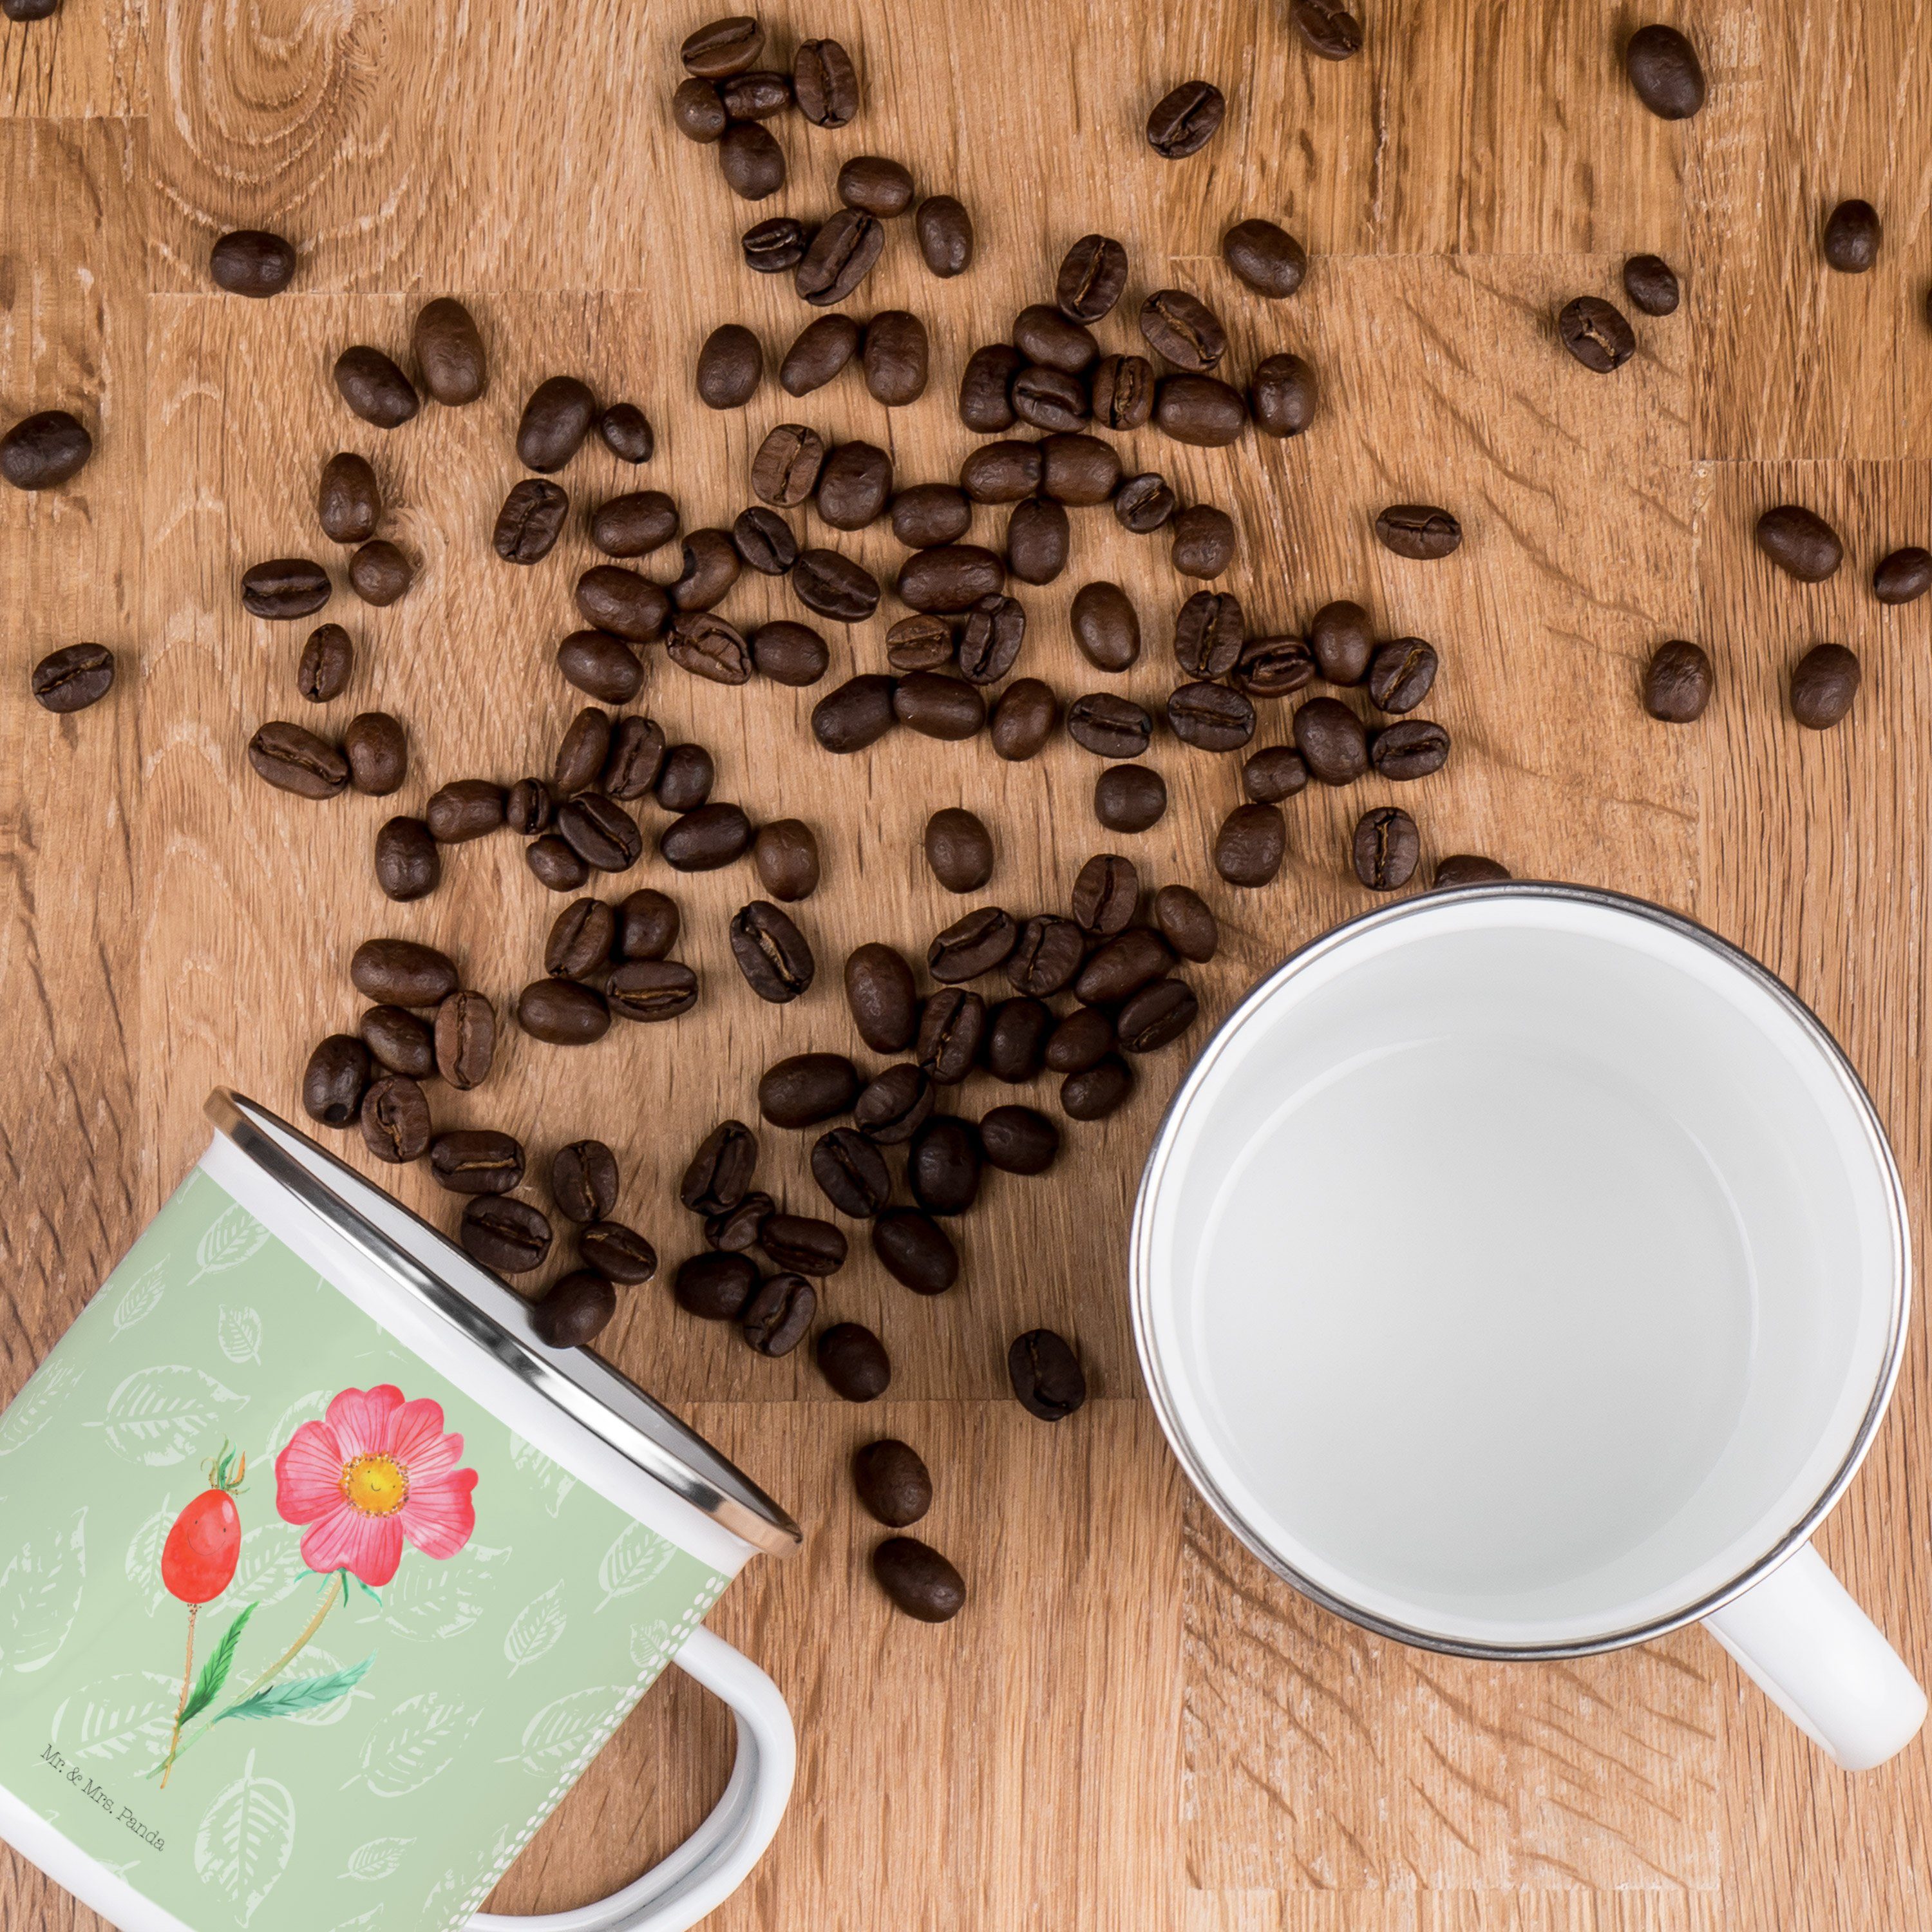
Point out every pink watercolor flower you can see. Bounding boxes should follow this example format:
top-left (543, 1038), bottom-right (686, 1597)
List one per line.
top-left (274, 1385), bottom-right (478, 1588)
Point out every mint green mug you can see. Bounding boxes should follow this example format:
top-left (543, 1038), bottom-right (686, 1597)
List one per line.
top-left (0, 1092), bottom-right (800, 1932)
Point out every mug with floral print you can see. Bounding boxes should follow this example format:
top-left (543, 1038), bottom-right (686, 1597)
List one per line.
top-left (0, 1093), bottom-right (800, 1932)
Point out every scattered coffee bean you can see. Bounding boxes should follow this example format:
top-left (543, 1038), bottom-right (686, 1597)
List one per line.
top-left (853, 1439), bottom-right (932, 1526)
top-left (1231, 633), bottom-right (1314, 700)
top-left (1075, 929), bottom-right (1173, 1007)
top-left (1250, 354), bottom-right (1319, 437)
top-left (855, 1063), bottom-right (936, 1144)
top-left (873, 1207), bottom-right (959, 1294)
top-left (1061, 1054), bottom-right (1135, 1120)
top-left (731, 900), bottom-right (815, 1002)
top-left (862, 310), bottom-right (929, 406)
top-left (1367, 638), bottom-right (1439, 714)
top-left (242, 557), bottom-right (331, 620)
top-left (556, 791), bottom-right (643, 872)
top-left (1756, 504), bottom-right (1842, 582)
top-left (655, 743), bottom-right (714, 811)
top-left (718, 119), bottom-right (786, 200)
top-left (1215, 802), bottom-right (1287, 887)
top-left (1094, 763), bottom-right (1168, 832)
top-left (1435, 854), bottom-right (1511, 887)
top-left (1011, 363), bottom-right (1090, 433)
top-left (1222, 218), bottom-right (1307, 297)
top-left (846, 943), bottom-right (920, 1051)
top-left (461, 1196), bottom-right (553, 1274)
top-left (812, 1127), bottom-right (892, 1217)
top-left (526, 835), bottom-right (590, 893)
top-left (1354, 806), bottom-right (1421, 889)
top-left (1823, 199), bottom-right (1881, 273)
top-left (1006, 495), bottom-right (1070, 585)
top-left (30, 642), bottom-right (115, 714)
top-left (984, 998), bottom-right (1053, 1082)
top-left (1171, 504), bottom-right (1236, 579)
top-left (929, 907), bottom-right (1019, 984)
top-left (1625, 24), bottom-right (1705, 118)
top-left (708, 1191), bottom-right (774, 1251)
top-left (1067, 692), bottom-right (1153, 758)
top-left (1790, 643), bottom-right (1861, 729)
top-left (412, 296), bottom-right (486, 404)
top-left (360, 1003), bottom-right (434, 1077)
top-left (1294, 696), bottom-right (1370, 783)
top-left (743, 214), bottom-right (810, 272)
top-left (1056, 234), bottom-right (1129, 323)
top-left (1153, 374), bottom-right (1248, 446)
top-left (435, 990), bottom-right (495, 1089)
top-left (719, 67), bottom-right (791, 117)
top-left (1308, 600), bottom-right (1373, 683)
top-left (1154, 884), bottom-right (1219, 961)
top-left (676, 1250), bottom-right (759, 1321)
top-left (895, 670), bottom-right (986, 740)
top-left (1173, 591), bottom-right (1243, 677)
top-left (890, 486), bottom-right (971, 551)
top-left (1623, 254), bottom-right (1681, 316)
top-left (1070, 854), bottom-right (1137, 936)
top-left (1146, 79), bottom-right (1226, 158)
top-left (555, 630), bottom-right (642, 705)
top-left (813, 674), bottom-right (897, 752)
top-left (361, 1074), bottom-right (431, 1163)
top-left (873, 1536), bottom-right (966, 1622)
top-left (1291, 0), bottom-right (1363, 57)
top-left (681, 14), bottom-right (761, 77)
top-left (298, 623), bottom-right (354, 702)
top-left (516, 977), bottom-right (611, 1045)
top-left (333, 348), bottom-right (419, 430)
top-left (553, 707), bottom-right (613, 797)
top-left (248, 720), bottom-right (347, 798)
top-left (990, 678), bottom-right (1057, 760)
top-left (1141, 289), bottom-right (1226, 372)
top-left (545, 898), bottom-right (616, 978)
top-left (518, 375), bottom-right (598, 472)
top-left (742, 1273), bottom-right (816, 1356)
top-left (0, 408), bottom-right (91, 491)
top-left (1642, 641), bottom-right (1714, 722)
top-left (1169, 681), bottom-right (1257, 752)
top-left (372, 817), bottom-right (438, 900)
top-left (673, 75), bottom-right (728, 140)
top-left (302, 1035), bottom-right (370, 1128)
top-left (659, 801), bottom-right (752, 871)
top-left (915, 195), bottom-right (974, 276)
top-left (793, 547), bottom-right (881, 621)
top-left (1375, 504), bottom-right (1461, 559)
top-left (209, 229), bottom-right (296, 298)
top-left (761, 1213), bottom-right (848, 1278)
top-left (492, 477), bottom-right (567, 564)
top-left (1558, 296), bottom-right (1636, 373)
top-left (818, 1321), bottom-right (890, 1401)
top-left (1070, 581), bottom-right (1141, 672)
top-left (1045, 1005), bottom-right (1115, 1075)
top-left (1008, 1329), bottom-right (1086, 1419)
top-left (917, 989), bottom-right (986, 1084)
top-left (590, 490), bottom-right (678, 560)
top-left (696, 323), bottom-right (762, 408)
top-left (316, 452), bottom-right (380, 546)
top-left (979, 1104), bottom-right (1059, 1175)
top-left (909, 1116), bottom-right (981, 1216)
top-left (1005, 916), bottom-right (1085, 997)
top-left (750, 620), bottom-right (829, 687)
top-left (795, 208), bottom-right (884, 304)
top-left (668, 611), bottom-right (753, 685)
top-left (1240, 744), bottom-right (1309, 804)
top-left (669, 529), bottom-right (743, 611)
top-left (1092, 356), bottom-right (1156, 431)
top-left (957, 343), bottom-right (1023, 432)
top-left (614, 889), bottom-right (679, 963)
top-left (348, 538), bottom-right (412, 607)
top-left (793, 35), bottom-right (859, 124)
top-left (553, 1141), bottom-right (620, 1224)
top-left (817, 441), bottom-right (895, 531)
top-left (679, 1122), bottom-right (756, 1219)
top-left (1041, 433), bottom-right (1122, 506)
top-left (598, 402), bottom-right (654, 462)
top-left (744, 819), bottom-right (817, 902)
top-left (1873, 547), bottom-right (1932, 605)
top-left (958, 594), bottom-right (1027, 683)
top-left (342, 710), bottom-right (407, 795)
top-left (1117, 977), bottom-right (1200, 1052)
top-left (760, 1052), bottom-right (861, 1128)
top-left (533, 1271), bottom-right (617, 1348)
top-left (429, 1129), bottom-right (524, 1196)
top-left (838, 154), bottom-right (914, 219)
top-left (607, 959), bottom-right (699, 1021)
top-left (960, 441), bottom-right (1043, 504)
top-left (1015, 304), bottom-right (1099, 374)
top-left (580, 1220), bottom-right (659, 1285)
top-left (574, 564), bottom-right (669, 641)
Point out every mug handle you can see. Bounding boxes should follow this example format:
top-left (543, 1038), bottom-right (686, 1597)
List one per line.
top-left (470, 1626), bottom-right (795, 1932)
top-left (1702, 1542), bottom-right (1926, 1770)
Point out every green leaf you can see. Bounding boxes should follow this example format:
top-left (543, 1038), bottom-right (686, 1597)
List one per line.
top-left (181, 1604), bottom-right (256, 1726)
top-left (215, 1653), bottom-right (375, 1724)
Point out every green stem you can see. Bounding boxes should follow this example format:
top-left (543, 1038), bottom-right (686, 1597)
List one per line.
top-left (156, 1604), bottom-right (198, 1790)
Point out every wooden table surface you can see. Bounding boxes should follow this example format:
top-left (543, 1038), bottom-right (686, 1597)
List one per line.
top-left (5, 0), bottom-right (1931, 1925)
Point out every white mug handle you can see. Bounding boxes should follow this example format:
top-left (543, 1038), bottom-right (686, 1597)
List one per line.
top-left (1702, 1542), bottom-right (1926, 1770)
top-left (470, 1626), bottom-right (795, 1932)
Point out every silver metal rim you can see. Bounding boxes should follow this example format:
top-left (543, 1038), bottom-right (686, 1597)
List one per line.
top-left (206, 1090), bottom-right (802, 1559)
top-left (1128, 881), bottom-right (1913, 1661)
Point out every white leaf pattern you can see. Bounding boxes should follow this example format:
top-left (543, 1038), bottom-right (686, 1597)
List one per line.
top-left (347, 1692), bottom-right (475, 1797)
top-left (90, 1365), bottom-right (248, 1466)
top-left (111, 1264), bottom-right (167, 1335)
top-left (216, 1305), bottom-right (262, 1365)
top-left (191, 1204), bottom-right (271, 1280)
top-left (377, 1542), bottom-right (509, 1642)
top-left (193, 1750), bottom-right (296, 1927)
top-left (50, 1670), bottom-right (181, 1763)
top-left (338, 1910), bottom-right (386, 1929)
top-left (262, 1387), bottom-right (332, 1463)
top-left (629, 1617), bottom-right (675, 1673)
top-left (0, 1358), bottom-right (81, 1457)
top-left (595, 1522), bottom-right (676, 1611)
top-left (341, 1836), bottom-right (413, 1882)
top-left (503, 1582), bottom-right (566, 1676)
top-left (507, 1432), bottom-right (578, 1517)
top-left (124, 1493), bottom-right (175, 1615)
top-left (213, 1525), bottom-right (313, 1616)
top-left (497, 1687), bottom-right (625, 1776)
top-left (0, 1506), bottom-right (86, 1672)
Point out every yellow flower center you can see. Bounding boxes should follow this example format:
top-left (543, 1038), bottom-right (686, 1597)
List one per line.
top-left (339, 1452), bottom-right (409, 1517)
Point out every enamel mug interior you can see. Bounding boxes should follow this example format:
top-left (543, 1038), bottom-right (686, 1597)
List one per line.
top-left (1132, 884), bottom-right (1909, 1655)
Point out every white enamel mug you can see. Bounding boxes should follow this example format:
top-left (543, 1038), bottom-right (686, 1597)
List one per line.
top-left (1132, 882), bottom-right (1926, 1769)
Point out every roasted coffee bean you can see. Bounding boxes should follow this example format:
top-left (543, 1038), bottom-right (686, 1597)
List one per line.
top-left (361, 1003), bottom-right (435, 1077)
top-left (1623, 254), bottom-right (1681, 316)
top-left (731, 900), bottom-right (815, 1002)
top-left (718, 120), bottom-right (786, 200)
top-left (793, 36), bottom-right (860, 124)
top-left (917, 988), bottom-right (987, 1084)
top-left (1011, 364), bottom-right (1089, 433)
top-left (361, 1074), bottom-right (431, 1163)
top-left (1075, 928), bottom-right (1173, 1006)
top-left (533, 1271), bottom-right (617, 1348)
top-left (1067, 692), bottom-right (1153, 758)
top-left (1215, 802), bottom-right (1288, 887)
top-left (516, 977), bottom-right (611, 1045)
top-left (435, 990), bottom-right (495, 1089)
top-left (333, 347), bottom-right (419, 430)
top-left (679, 1122), bottom-right (757, 1218)
top-left (929, 907), bottom-right (1019, 983)
top-left (984, 997), bottom-right (1053, 1081)
top-left (425, 779), bottom-right (505, 842)
top-left (980, 1103), bottom-right (1059, 1174)
top-left (348, 537), bottom-right (412, 607)
top-left (681, 14), bottom-right (761, 76)
top-left (554, 707), bottom-right (613, 796)
top-left (372, 817), bottom-right (439, 901)
top-left (553, 1140), bottom-right (620, 1224)
top-left (656, 744), bottom-right (711, 810)
top-left (460, 1196), bottom-right (553, 1274)
top-left (888, 485), bottom-right (969, 551)
top-left (1117, 977), bottom-right (1199, 1052)
top-left (960, 440), bottom-right (1044, 505)
top-left (297, 623), bottom-right (353, 702)
top-left (303, 1035), bottom-right (370, 1127)
top-left (990, 678), bottom-right (1057, 761)
top-left (916, 195), bottom-right (974, 277)
top-left (719, 66), bottom-right (791, 116)
top-left (518, 375), bottom-right (597, 471)
top-left (895, 670), bottom-right (986, 740)
top-left (1008, 1329), bottom-right (1087, 1419)
top-left (862, 311), bottom-right (929, 406)
top-left (1222, 217), bottom-right (1307, 297)
top-left (1070, 581), bottom-right (1141, 673)
top-left (1367, 638), bottom-right (1438, 714)
top-left (1168, 681), bottom-right (1256, 752)
top-left (1354, 806), bottom-right (1420, 889)
top-left (545, 898), bottom-right (616, 978)
top-left (909, 1116), bottom-right (981, 1217)
top-left (674, 75), bottom-right (728, 141)
top-left (753, 423), bottom-right (828, 505)
top-left (761, 1213), bottom-right (848, 1278)
top-left (607, 958), bottom-right (699, 1021)
top-left (343, 711), bottom-right (407, 795)
top-left (1061, 1054), bottom-right (1134, 1120)
top-left (1308, 601), bottom-right (1373, 683)
top-left (1375, 504), bottom-right (1461, 560)
top-left (742, 1273), bottom-right (815, 1355)
top-left (412, 296), bottom-right (486, 404)
top-left (846, 943), bottom-right (920, 1052)
top-left (1094, 763), bottom-right (1168, 832)
top-left (30, 642), bottom-right (114, 713)
top-left (1171, 504), bottom-right (1236, 579)
top-left (1172, 591), bottom-right (1242, 677)
top-left (317, 452), bottom-right (381, 545)
top-left (598, 402), bottom-right (654, 462)
top-left (1643, 640), bottom-right (1713, 722)
top-left (1824, 199), bottom-right (1883, 272)
top-left (813, 1127), bottom-right (893, 1217)
top-left (1293, 696), bottom-right (1369, 783)
top-left (873, 1208), bottom-right (959, 1294)
top-left (1045, 1005), bottom-right (1115, 1075)
top-left (793, 548), bottom-right (881, 621)
top-left (589, 490), bottom-right (678, 559)
top-left (819, 1321), bottom-right (890, 1401)
top-left (1154, 374), bottom-right (1247, 446)
top-left (839, 154), bottom-right (915, 218)
top-left (1141, 289), bottom-right (1226, 373)
top-left (249, 721), bottom-right (348, 798)
top-left (1251, 353), bottom-right (1319, 437)
top-left (1557, 296), bottom-right (1636, 374)
top-left (576, 564), bottom-right (670, 641)
top-left (1790, 643), bottom-right (1861, 729)
top-left (1056, 234), bottom-right (1129, 323)
top-left (817, 441), bottom-right (894, 530)
top-left (1005, 497), bottom-right (1070, 585)
top-left (209, 228), bottom-right (296, 297)
top-left (1435, 853), bottom-right (1512, 887)
top-left (493, 477), bottom-right (568, 564)
top-left (556, 630), bottom-right (643, 705)
top-left (1090, 354), bottom-right (1155, 431)
top-left (580, 1220), bottom-right (658, 1285)
top-left (706, 1191), bottom-right (773, 1251)
top-left (676, 1251), bottom-right (759, 1321)
top-left (0, 408), bottom-right (89, 490)
top-left (1756, 504), bottom-right (1842, 582)
top-left (958, 594), bottom-right (1027, 683)
top-left (668, 611), bottom-right (753, 685)
top-left (958, 343), bottom-right (1025, 431)
top-left (429, 1130), bottom-right (524, 1196)
top-left (1243, 744), bottom-right (1311, 804)
top-left (750, 820), bottom-right (819, 903)
top-left (1014, 304), bottom-right (1099, 374)
top-left (242, 556), bottom-right (330, 620)
top-left (1147, 79), bottom-right (1225, 158)
top-left (795, 208), bottom-right (884, 304)
top-left (752, 621), bottom-right (831, 686)
top-left (1231, 633), bottom-right (1314, 700)
top-left (659, 801), bottom-right (752, 871)
top-left (526, 835), bottom-right (590, 892)
top-left (873, 1535), bottom-right (966, 1620)
top-left (855, 1065), bottom-right (936, 1146)
top-left (853, 1440), bottom-right (931, 1526)
top-left (1370, 718), bottom-right (1452, 781)
top-left (670, 529), bottom-right (743, 611)
top-left (556, 791), bottom-right (642, 872)
top-left (1071, 853), bottom-right (1138, 936)
top-left (813, 674), bottom-right (897, 752)
top-left (1155, 884), bottom-right (1219, 963)
top-left (1875, 547), bottom-right (1932, 605)
top-left (1005, 916), bottom-right (1085, 996)
top-left (760, 1052), bottom-right (861, 1128)
top-left (1626, 24), bottom-right (1704, 117)
top-left (696, 324), bottom-right (762, 410)
top-left (743, 215), bottom-right (809, 273)
top-left (887, 616), bottom-right (956, 674)
top-left (615, 889), bottom-right (679, 962)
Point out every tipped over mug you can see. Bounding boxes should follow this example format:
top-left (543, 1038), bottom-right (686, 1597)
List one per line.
top-left (1134, 882), bottom-right (1926, 1770)
top-left (0, 1092), bottom-right (799, 1932)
